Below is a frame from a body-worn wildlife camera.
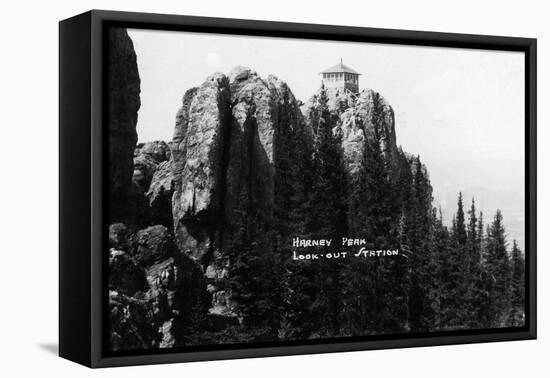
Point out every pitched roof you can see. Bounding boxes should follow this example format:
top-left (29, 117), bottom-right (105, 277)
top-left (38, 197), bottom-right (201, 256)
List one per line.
top-left (319, 60), bottom-right (361, 75)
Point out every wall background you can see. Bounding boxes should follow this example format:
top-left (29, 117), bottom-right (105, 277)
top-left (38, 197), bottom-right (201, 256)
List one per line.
top-left (0, 0), bottom-right (546, 375)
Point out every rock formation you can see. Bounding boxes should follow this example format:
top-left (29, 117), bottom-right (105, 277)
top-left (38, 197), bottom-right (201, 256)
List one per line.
top-left (106, 29), bottom-right (209, 351)
top-left (108, 223), bottom-right (207, 351)
top-left (132, 141), bottom-right (170, 193)
top-left (224, 68), bottom-right (306, 229)
top-left (171, 73), bottom-right (230, 262)
top-left (302, 87), bottom-right (410, 180)
top-left (170, 67), bottom-right (306, 258)
top-left (108, 28), bottom-right (141, 222)
top-left (168, 66), bottom-right (308, 323)
top-left (107, 35), bottom-right (428, 347)
top-left (147, 160), bottom-right (175, 228)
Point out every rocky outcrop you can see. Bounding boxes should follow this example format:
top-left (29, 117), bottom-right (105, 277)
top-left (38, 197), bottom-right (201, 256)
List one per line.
top-left (135, 140), bottom-right (171, 163)
top-left (225, 68), bottom-right (278, 225)
top-left (167, 67), bottom-right (308, 324)
top-left (225, 68), bottom-right (309, 229)
top-left (109, 290), bottom-right (156, 351)
top-left (124, 141), bottom-right (173, 227)
top-left (147, 160), bottom-right (175, 228)
top-left (303, 87), bottom-right (409, 178)
top-left (171, 73), bottom-right (231, 262)
top-left (109, 248), bottom-right (147, 296)
top-left (107, 52), bottom-right (429, 346)
top-left (108, 224), bottom-right (156, 351)
top-left (129, 225), bottom-right (177, 266)
top-left (170, 68), bottom-right (306, 259)
top-left (132, 141), bottom-right (171, 194)
top-left (108, 223), bottom-right (208, 351)
top-left (109, 223), bottom-right (130, 250)
top-left (338, 108), bottom-right (366, 173)
top-left (108, 28), bottom-right (141, 222)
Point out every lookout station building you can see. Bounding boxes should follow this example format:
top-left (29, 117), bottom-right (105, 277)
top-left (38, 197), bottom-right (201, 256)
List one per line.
top-left (320, 59), bottom-right (361, 94)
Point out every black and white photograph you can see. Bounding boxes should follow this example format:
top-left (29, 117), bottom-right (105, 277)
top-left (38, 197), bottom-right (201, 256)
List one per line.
top-left (106, 25), bottom-right (528, 353)
top-left (4, 0), bottom-right (549, 375)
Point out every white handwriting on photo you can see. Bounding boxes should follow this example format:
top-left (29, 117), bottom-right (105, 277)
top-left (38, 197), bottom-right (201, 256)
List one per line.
top-left (291, 237), bottom-right (400, 261)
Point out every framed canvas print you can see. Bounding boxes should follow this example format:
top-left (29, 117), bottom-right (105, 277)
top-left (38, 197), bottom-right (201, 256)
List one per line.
top-left (59, 10), bottom-right (537, 368)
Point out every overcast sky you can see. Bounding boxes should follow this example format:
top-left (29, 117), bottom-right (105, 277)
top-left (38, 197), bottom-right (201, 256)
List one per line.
top-left (127, 28), bottom-right (525, 245)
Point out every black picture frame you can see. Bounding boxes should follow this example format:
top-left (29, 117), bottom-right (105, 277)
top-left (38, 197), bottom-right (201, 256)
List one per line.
top-left (59, 9), bottom-right (537, 368)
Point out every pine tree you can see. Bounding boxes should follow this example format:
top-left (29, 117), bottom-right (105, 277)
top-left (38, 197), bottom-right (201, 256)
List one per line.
top-left (477, 211), bottom-right (485, 256)
top-left (508, 240), bottom-right (525, 326)
top-left (351, 96), bottom-right (409, 334)
top-left (341, 92), bottom-right (414, 335)
top-left (223, 183), bottom-right (284, 341)
top-left (463, 199), bottom-right (481, 327)
top-left (467, 209), bottom-right (490, 327)
top-left (485, 210), bottom-right (512, 327)
top-left (441, 192), bottom-right (470, 329)
top-left (467, 199), bottom-right (478, 268)
top-left (455, 192), bottom-right (467, 246)
top-left (406, 156), bottom-right (438, 332)
top-left (433, 208), bottom-right (453, 330)
top-left (277, 91), bottom-right (319, 340)
top-left (304, 85), bottom-right (349, 336)
top-left (341, 130), bottom-right (371, 335)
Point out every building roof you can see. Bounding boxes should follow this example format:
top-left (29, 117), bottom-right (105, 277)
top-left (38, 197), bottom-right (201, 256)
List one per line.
top-left (320, 60), bottom-right (361, 75)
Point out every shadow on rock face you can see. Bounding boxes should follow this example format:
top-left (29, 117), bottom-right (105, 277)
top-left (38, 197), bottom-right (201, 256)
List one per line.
top-left (108, 28), bottom-right (140, 223)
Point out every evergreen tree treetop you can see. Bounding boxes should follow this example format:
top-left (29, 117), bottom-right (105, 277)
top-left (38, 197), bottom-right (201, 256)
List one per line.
top-left (454, 192), bottom-right (467, 246)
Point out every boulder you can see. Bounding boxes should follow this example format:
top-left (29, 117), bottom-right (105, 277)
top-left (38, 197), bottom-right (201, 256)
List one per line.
top-left (109, 249), bottom-right (148, 296)
top-left (130, 225), bottom-right (177, 267)
top-left (228, 66), bottom-right (257, 82)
